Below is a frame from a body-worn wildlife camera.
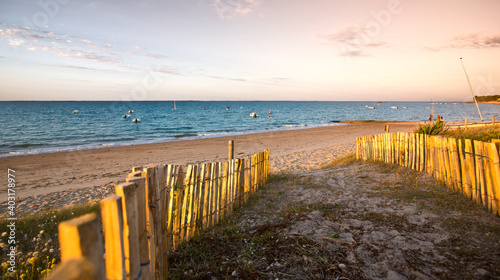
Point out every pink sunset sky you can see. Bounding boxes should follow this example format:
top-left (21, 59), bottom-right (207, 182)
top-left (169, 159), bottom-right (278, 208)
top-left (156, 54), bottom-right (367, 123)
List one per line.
top-left (0, 0), bottom-right (499, 101)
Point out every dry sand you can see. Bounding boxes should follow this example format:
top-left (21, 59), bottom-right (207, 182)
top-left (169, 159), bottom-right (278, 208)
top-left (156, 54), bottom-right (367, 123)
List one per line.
top-left (0, 121), bottom-right (417, 216)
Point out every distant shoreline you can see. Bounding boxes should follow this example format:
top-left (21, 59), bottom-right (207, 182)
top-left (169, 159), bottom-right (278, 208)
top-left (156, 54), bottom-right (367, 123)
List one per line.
top-left (478, 101), bottom-right (500, 105)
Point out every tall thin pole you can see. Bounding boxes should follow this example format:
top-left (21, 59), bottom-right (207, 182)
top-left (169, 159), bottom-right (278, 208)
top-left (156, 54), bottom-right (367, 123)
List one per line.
top-left (460, 57), bottom-right (483, 122)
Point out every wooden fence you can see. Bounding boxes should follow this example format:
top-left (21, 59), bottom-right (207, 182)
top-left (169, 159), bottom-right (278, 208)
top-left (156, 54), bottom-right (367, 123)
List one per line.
top-left (356, 133), bottom-right (500, 217)
top-left (48, 148), bottom-right (271, 280)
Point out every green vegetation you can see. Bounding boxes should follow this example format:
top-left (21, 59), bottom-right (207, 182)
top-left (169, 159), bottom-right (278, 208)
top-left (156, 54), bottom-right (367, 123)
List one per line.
top-left (413, 119), bottom-right (448, 135)
top-left (475, 95), bottom-right (500, 102)
top-left (414, 119), bottom-right (500, 142)
top-left (443, 124), bottom-right (500, 142)
top-left (0, 203), bottom-right (101, 279)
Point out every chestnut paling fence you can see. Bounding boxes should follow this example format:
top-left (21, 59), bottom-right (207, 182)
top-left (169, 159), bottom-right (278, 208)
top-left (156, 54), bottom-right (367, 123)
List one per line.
top-left (47, 148), bottom-right (270, 280)
top-left (356, 132), bottom-right (500, 217)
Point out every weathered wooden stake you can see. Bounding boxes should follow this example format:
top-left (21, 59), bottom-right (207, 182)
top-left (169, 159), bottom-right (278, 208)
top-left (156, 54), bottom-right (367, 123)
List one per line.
top-left (115, 182), bottom-right (141, 279)
top-left (57, 213), bottom-right (106, 280)
top-left (100, 195), bottom-right (126, 280)
top-left (126, 176), bottom-right (150, 280)
top-left (228, 140), bottom-right (234, 161)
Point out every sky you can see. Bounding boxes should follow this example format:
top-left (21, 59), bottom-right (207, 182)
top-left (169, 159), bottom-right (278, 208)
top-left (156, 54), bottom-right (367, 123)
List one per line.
top-left (0, 0), bottom-right (499, 101)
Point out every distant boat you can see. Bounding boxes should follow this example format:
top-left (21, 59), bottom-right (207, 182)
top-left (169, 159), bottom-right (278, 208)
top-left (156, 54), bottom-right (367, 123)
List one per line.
top-left (132, 118), bottom-right (140, 123)
top-left (128, 110), bottom-right (134, 114)
top-left (249, 112), bottom-right (259, 118)
top-left (72, 110), bottom-right (78, 114)
top-left (122, 114), bottom-right (130, 119)
top-left (367, 106), bottom-right (375, 109)
top-left (403, 107), bottom-right (408, 109)
top-left (172, 101), bottom-right (177, 111)
top-left (226, 107), bottom-right (231, 110)
top-left (391, 106), bottom-right (399, 109)
top-left (267, 109), bottom-right (272, 115)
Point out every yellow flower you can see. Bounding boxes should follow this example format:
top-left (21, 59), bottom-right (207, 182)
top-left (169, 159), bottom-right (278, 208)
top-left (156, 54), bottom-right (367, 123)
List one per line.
top-left (29, 256), bottom-right (39, 265)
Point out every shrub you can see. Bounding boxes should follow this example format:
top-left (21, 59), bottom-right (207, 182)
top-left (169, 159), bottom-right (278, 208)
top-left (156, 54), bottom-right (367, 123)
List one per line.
top-left (414, 120), bottom-right (448, 135)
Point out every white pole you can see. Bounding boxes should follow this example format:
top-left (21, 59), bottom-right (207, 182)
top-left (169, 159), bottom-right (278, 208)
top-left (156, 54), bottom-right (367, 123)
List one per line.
top-left (460, 57), bottom-right (484, 122)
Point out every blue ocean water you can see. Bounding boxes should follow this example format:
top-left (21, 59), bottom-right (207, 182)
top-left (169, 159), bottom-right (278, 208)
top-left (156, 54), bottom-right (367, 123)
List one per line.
top-left (0, 101), bottom-right (497, 157)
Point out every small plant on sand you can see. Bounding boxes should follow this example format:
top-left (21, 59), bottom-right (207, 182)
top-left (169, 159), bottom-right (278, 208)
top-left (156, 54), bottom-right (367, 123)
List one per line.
top-left (414, 119), bottom-right (448, 135)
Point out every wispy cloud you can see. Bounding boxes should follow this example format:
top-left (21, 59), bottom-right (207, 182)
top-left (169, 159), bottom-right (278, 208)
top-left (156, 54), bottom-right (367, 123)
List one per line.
top-left (449, 33), bottom-right (500, 49)
top-left (8, 38), bottom-right (24, 46)
top-left (211, 0), bottom-right (260, 19)
top-left (0, 23), bottom-right (170, 70)
top-left (320, 26), bottom-right (388, 57)
top-left (426, 32), bottom-right (500, 52)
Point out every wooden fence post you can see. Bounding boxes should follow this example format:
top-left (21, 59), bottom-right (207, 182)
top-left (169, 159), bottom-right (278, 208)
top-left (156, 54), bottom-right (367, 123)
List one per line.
top-left (464, 140), bottom-right (478, 203)
top-left (228, 140), bottom-right (234, 161)
top-left (180, 166), bottom-right (190, 243)
top-left (221, 162), bottom-right (228, 220)
top-left (144, 165), bottom-right (163, 279)
top-left (57, 213), bottom-right (106, 280)
top-left (126, 176), bottom-right (150, 280)
top-left (173, 166), bottom-right (185, 250)
top-left (100, 195), bottom-right (126, 280)
top-left (198, 163), bottom-right (207, 230)
top-left (166, 165), bottom-right (177, 251)
top-left (486, 143), bottom-right (500, 216)
top-left (481, 143), bottom-right (494, 213)
top-left (212, 163), bottom-right (220, 226)
top-left (115, 182), bottom-right (141, 280)
top-left (209, 163), bottom-right (216, 228)
top-left (47, 258), bottom-right (101, 280)
top-left (448, 138), bottom-right (460, 191)
top-left (474, 141), bottom-right (487, 207)
top-left (458, 139), bottom-right (471, 199)
top-left (185, 165), bottom-right (196, 241)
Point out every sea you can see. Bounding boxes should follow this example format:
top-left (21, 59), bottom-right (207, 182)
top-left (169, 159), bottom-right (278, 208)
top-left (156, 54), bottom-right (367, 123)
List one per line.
top-left (0, 101), bottom-right (497, 157)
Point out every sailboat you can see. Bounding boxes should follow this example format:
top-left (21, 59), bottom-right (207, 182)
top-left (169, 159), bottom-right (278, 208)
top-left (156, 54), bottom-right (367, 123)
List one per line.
top-left (172, 100), bottom-right (177, 111)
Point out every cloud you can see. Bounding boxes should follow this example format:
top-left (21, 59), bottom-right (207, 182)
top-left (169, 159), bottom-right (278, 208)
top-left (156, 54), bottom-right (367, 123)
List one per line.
top-left (426, 32), bottom-right (500, 52)
top-left (321, 26), bottom-right (388, 57)
top-left (210, 0), bottom-right (260, 19)
top-left (8, 38), bottom-right (24, 46)
top-left (81, 39), bottom-right (96, 47)
top-left (449, 33), bottom-right (500, 49)
top-left (146, 53), bottom-right (167, 59)
top-left (0, 23), bottom-right (162, 70)
top-left (51, 64), bottom-right (102, 71)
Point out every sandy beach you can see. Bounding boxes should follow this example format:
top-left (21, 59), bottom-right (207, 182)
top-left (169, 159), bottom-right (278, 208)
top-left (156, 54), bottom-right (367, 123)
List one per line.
top-left (0, 121), bottom-right (417, 215)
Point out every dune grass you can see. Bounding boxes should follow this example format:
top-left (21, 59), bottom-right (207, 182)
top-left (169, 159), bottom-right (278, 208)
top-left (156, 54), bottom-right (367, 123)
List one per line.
top-left (0, 203), bottom-right (101, 279)
top-left (443, 124), bottom-right (500, 142)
